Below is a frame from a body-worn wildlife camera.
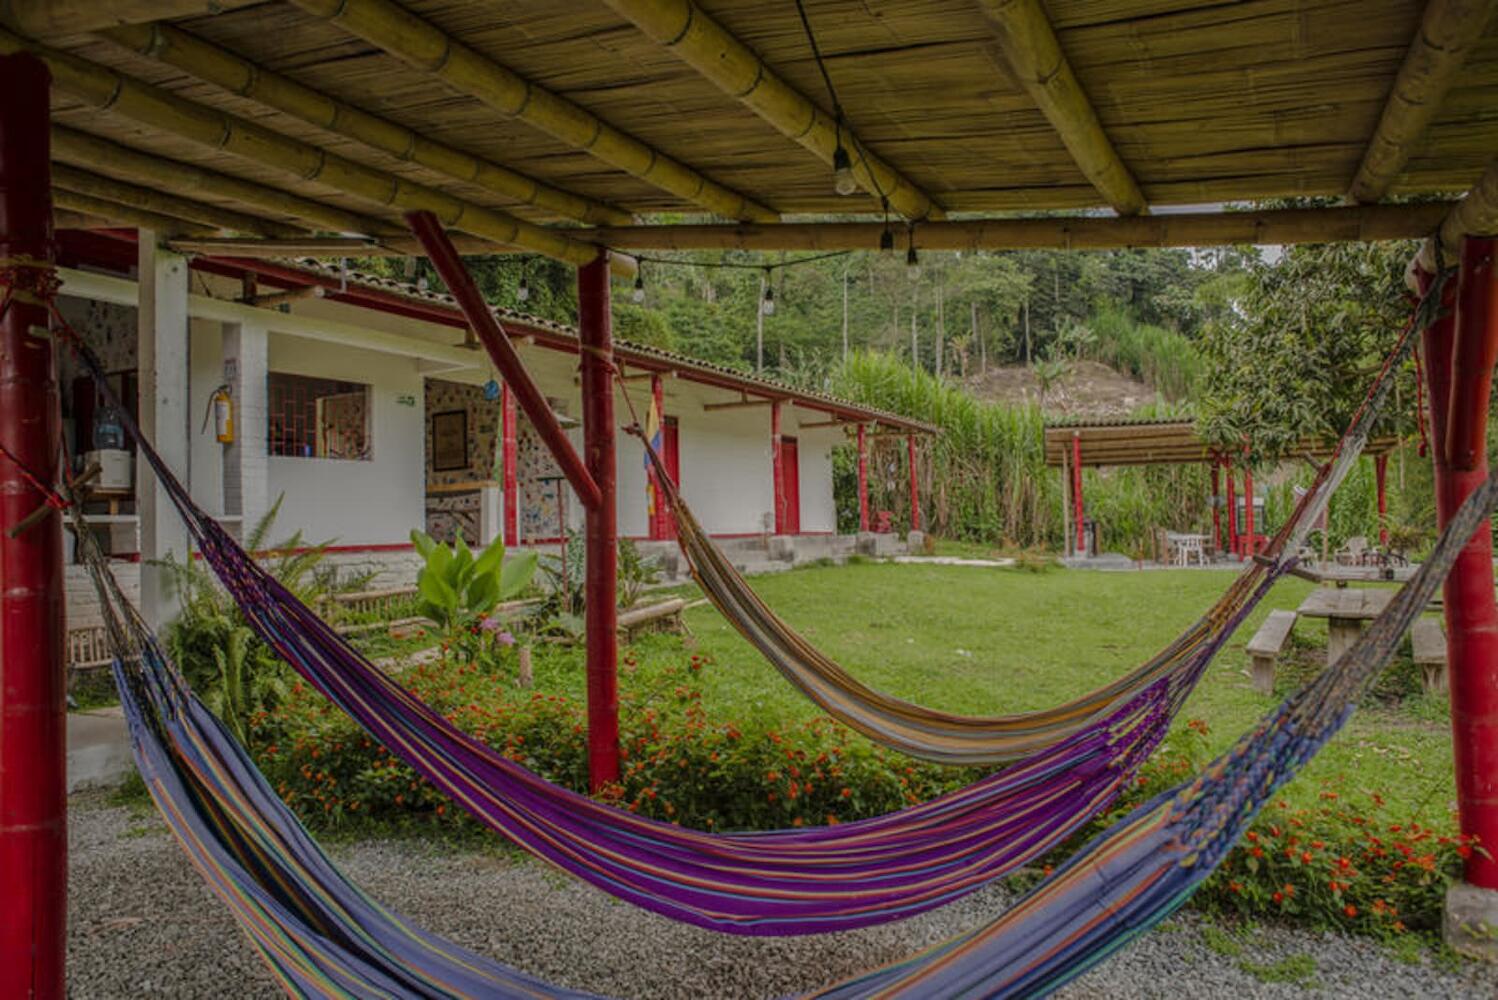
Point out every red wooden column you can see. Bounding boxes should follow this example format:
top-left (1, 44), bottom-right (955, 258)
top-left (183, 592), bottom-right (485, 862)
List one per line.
top-left (1210, 459), bottom-right (1223, 553)
top-left (1243, 465), bottom-right (1256, 557)
top-left (856, 423), bottom-right (870, 532)
top-left (771, 401), bottom-right (785, 534)
top-left (1225, 460), bottom-right (1238, 558)
top-left (500, 381), bottom-right (518, 546)
top-left (908, 433), bottom-right (921, 533)
top-left (1426, 238), bottom-right (1498, 890)
top-left (577, 254), bottom-right (619, 791)
top-left (1071, 432), bottom-right (1083, 552)
top-left (0, 52), bottom-right (66, 1000)
top-left (1374, 453), bottom-right (1389, 547)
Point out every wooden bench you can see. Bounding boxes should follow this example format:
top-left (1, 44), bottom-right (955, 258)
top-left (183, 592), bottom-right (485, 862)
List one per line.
top-left (1410, 617), bottom-right (1448, 695)
top-left (617, 598), bottom-right (688, 643)
top-left (1246, 610), bottom-right (1297, 694)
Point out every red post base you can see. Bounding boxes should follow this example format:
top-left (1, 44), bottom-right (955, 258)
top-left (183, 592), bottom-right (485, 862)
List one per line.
top-left (578, 255), bottom-right (619, 791)
top-left (0, 52), bottom-right (66, 1000)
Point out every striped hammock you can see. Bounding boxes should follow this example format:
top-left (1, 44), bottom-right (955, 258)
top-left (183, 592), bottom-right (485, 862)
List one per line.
top-left (56, 289), bottom-right (1410, 936)
top-left (89, 458), bottom-right (1492, 999)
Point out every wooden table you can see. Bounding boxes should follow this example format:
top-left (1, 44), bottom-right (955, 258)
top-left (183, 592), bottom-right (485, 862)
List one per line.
top-left (1296, 587), bottom-right (1395, 666)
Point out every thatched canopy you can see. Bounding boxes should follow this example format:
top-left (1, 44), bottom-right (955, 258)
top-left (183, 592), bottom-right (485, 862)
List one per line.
top-left (4, 0), bottom-right (1498, 264)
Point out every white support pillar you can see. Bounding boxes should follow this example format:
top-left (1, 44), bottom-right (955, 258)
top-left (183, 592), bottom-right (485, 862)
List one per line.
top-left (221, 320), bottom-right (269, 541)
top-left (137, 234), bottom-right (191, 626)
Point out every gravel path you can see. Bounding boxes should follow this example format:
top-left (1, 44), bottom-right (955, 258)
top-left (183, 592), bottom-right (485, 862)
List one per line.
top-left (69, 793), bottom-right (1497, 999)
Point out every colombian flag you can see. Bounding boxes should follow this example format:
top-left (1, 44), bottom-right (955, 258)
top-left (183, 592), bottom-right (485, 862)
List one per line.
top-left (644, 392), bottom-right (663, 515)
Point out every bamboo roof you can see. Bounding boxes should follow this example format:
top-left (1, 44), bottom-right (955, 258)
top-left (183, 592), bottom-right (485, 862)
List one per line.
top-left (1043, 418), bottom-right (1401, 468)
top-left (4, 1), bottom-right (1498, 262)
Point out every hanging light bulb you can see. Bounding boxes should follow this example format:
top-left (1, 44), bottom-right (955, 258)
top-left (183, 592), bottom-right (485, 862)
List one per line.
top-left (878, 196), bottom-right (894, 252)
top-left (516, 273), bottom-right (530, 303)
top-left (832, 145), bottom-right (857, 197)
top-left (906, 239), bottom-right (921, 282)
top-left (632, 273), bottom-right (646, 304)
top-left (762, 282), bottom-right (776, 316)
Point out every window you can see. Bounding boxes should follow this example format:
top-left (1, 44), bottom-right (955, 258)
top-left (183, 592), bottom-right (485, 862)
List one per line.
top-left (268, 372), bottom-right (371, 460)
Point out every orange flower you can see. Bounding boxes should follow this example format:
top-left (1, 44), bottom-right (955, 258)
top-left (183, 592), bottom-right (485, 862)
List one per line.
top-left (1343, 904), bottom-right (1358, 918)
top-left (1272, 891), bottom-right (1284, 904)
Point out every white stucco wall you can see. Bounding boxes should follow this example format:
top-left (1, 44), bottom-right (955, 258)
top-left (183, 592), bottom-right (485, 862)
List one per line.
top-left (187, 319), bottom-right (225, 516)
top-left (264, 334), bottom-right (426, 547)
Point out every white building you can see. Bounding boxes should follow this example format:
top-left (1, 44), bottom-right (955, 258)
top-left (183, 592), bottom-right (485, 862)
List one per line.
top-left (54, 241), bottom-right (931, 650)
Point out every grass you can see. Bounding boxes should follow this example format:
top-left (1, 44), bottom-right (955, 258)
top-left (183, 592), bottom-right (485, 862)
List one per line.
top-left (643, 562), bottom-right (1454, 824)
top-left (1238, 953), bottom-right (1320, 988)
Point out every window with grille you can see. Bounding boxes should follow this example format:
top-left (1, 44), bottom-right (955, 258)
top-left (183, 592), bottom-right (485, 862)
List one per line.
top-left (267, 372), bottom-right (371, 460)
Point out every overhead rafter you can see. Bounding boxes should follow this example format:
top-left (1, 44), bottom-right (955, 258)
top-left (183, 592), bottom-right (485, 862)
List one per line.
top-left (975, 0), bottom-right (1146, 217)
top-left (1415, 156), bottom-right (1498, 273)
top-left (576, 202), bottom-right (1450, 252)
top-left (0, 0), bottom-right (256, 37)
top-left (287, 0), bottom-right (776, 223)
top-left (600, 0), bottom-right (941, 221)
top-left (52, 189), bottom-right (218, 237)
top-left (52, 163), bottom-right (306, 240)
top-left (0, 27), bottom-right (627, 272)
top-left (1350, 0), bottom-right (1496, 203)
top-left (99, 22), bottom-right (634, 228)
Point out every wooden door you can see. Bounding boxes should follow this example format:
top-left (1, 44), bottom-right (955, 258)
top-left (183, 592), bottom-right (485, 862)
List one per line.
top-left (779, 435), bottom-right (800, 534)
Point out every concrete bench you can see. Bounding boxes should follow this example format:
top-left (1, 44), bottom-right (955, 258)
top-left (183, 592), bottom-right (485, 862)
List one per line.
top-left (1246, 610), bottom-right (1297, 694)
top-left (1411, 617), bottom-right (1448, 695)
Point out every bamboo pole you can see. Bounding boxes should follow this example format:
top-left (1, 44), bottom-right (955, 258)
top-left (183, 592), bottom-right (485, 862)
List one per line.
top-left (52, 189), bottom-right (218, 237)
top-left (600, 0), bottom-right (940, 221)
top-left (0, 28), bottom-right (623, 272)
top-left (1416, 156), bottom-right (1498, 274)
top-left (52, 127), bottom-right (401, 238)
top-left (0, 0), bottom-right (257, 36)
top-left (975, 0), bottom-right (1146, 217)
top-left (53, 163), bottom-right (304, 239)
top-left (288, 0), bottom-right (775, 223)
top-left (579, 202), bottom-right (1451, 252)
top-left (101, 22), bottom-right (633, 228)
top-left (1349, 0), bottom-right (1495, 203)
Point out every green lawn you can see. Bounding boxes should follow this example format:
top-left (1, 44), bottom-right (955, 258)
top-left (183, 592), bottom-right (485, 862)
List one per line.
top-left (634, 561), bottom-right (1455, 827)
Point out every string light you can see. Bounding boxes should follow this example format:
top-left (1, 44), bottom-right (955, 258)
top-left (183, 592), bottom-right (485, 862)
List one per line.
top-left (832, 134), bottom-right (857, 197)
top-left (761, 272), bottom-right (776, 316)
top-left (906, 226), bottom-right (920, 281)
top-left (879, 197), bottom-right (894, 252)
top-left (516, 273), bottom-right (530, 303)
top-left (632, 272), bottom-right (645, 304)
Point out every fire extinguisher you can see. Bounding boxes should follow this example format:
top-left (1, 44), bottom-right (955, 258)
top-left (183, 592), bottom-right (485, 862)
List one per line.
top-left (202, 384), bottom-right (235, 444)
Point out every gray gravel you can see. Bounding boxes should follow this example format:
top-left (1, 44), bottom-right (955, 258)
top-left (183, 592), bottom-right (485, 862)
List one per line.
top-left (68, 793), bottom-right (1498, 998)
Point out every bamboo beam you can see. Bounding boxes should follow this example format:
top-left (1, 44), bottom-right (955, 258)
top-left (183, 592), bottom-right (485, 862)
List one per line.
top-left (0, 28), bottom-right (622, 272)
top-left (100, 22), bottom-right (633, 228)
top-left (1350, 0), bottom-right (1495, 203)
top-left (0, 0), bottom-right (257, 37)
top-left (288, 0), bottom-right (775, 223)
top-left (1416, 156), bottom-right (1498, 273)
top-left (702, 397), bottom-right (775, 411)
top-left (600, 0), bottom-right (940, 221)
top-left (53, 163), bottom-right (304, 239)
top-left (53, 206), bottom-right (112, 230)
top-left (577, 202), bottom-right (1452, 252)
top-left (975, 0), bottom-right (1146, 216)
top-left (52, 189), bottom-right (217, 237)
top-left (168, 237), bottom-right (382, 258)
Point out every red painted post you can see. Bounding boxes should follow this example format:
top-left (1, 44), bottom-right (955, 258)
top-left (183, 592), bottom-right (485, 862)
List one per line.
top-left (1374, 453), bottom-right (1389, 548)
top-left (1243, 465), bottom-right (1256, 557)
top-left (406, 211), bottom-right (600, 510)
top-left (856, 423), bottom-right (870, 533)
top-left (577, 253), bottom-right (619, 792)
top-left (1426, 239), bottom-right (1498, 889)
top-left (1225, 460), bottom-right (1238, 558)
top-left (771, 401), bottom-right (784, 534)
top-left (908, 433), bottom-right (921, 533)
top-left (1071, 433), bottom-right (1083, 553)
top-left (0, 52), bottom-right (66, 1000)
top-left (500, 382), bottom-right (518, 546)
top-left (1211, 459), bottom-right (1222, 553)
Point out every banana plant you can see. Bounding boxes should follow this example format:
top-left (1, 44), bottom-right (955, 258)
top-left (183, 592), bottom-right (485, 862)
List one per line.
top-left (410, 530), bottom-right (538, 631)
